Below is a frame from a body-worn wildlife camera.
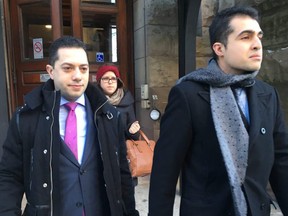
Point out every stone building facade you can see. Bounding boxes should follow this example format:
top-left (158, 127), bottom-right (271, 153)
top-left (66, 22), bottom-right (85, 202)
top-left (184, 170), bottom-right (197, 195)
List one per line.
top-left (133, 0), bottom-right (288, 140)
top-left (133, 0), bottom-right (179, 138)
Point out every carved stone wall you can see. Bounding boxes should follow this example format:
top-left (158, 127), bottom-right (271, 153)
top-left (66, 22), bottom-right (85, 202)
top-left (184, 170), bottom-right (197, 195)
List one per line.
top-left (133, 0), bottom-right (288, 139)
top-left (197, 0), bottom-right (288, 121)
top-left (240, 0), bottom-right (288, 120)
top-left (133, 0), bottom-right (178, 139)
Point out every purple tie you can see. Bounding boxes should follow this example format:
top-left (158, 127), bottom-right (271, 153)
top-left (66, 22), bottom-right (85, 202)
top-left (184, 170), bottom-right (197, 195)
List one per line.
top-left (64, 102), bottom-right (78, 159)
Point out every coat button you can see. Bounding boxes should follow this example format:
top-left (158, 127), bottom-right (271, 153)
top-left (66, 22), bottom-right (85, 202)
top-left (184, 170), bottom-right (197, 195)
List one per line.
top-left (46, 116), bottom-right (50, 120)
top-left (260, 203), bottom-right (266, 210)
top-left (261, 128), bottom-right (266, 134)
top-left (43, 149), bottom-right (48, 154)
top-left (76, 202), bottom-right (83, 207)
top-left (43, 183), bottom-right (48, 188)
top-left (80, 169), bottom-right (85, 175)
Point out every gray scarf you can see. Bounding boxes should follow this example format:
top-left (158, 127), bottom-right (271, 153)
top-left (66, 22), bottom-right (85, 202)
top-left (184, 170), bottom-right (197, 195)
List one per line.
top-left (177, 59), bottom-right (258, 216)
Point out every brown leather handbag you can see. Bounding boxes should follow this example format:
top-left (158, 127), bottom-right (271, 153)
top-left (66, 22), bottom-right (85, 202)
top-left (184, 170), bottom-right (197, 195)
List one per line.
top-left (126, 130), bottom-right (156, 177)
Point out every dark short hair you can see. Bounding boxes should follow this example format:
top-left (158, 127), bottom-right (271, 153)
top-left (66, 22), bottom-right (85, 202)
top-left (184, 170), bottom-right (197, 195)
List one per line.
top-left (209, 6), bottom-right (260, 59)
top-left (48, 36), bottom-right (87, 67)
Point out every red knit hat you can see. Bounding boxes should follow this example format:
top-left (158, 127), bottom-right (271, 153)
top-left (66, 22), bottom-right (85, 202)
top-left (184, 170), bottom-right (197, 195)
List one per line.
top-left (96, 65), bottom-right (120, 80)
top-left (96, 65), bottom-right (124, 87)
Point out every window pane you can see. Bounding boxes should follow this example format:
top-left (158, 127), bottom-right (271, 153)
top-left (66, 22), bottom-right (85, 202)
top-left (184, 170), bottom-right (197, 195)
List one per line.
top-left (62, 0), bottom-right (72, 36)
top-left (81, 0), bottom-right (116, 4)
top-left (82, 13), bottom-right (117, 63)
top-left (21, 2), bottom-right (52, 61)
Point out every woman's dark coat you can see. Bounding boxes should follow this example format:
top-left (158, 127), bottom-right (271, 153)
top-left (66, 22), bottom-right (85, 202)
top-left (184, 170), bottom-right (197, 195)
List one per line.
top-left (0, 79), bottom-right (139, 216)
top-left (115, 90), bottom-right (139, 140)
top-left (149, 79), bottom-right (288, 216)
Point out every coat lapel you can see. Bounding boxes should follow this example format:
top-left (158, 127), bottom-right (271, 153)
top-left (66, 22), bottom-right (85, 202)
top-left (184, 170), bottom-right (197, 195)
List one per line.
top-left (198, 84), bottom-right (272, 149)
top-left (81, 98), bottom-right (97, 168)
top-left (198, 87), bottom-right (210, 104)
top-left (247, 85), bottom-right (272, 147)
top-left (60, 139), bottom-right (80, 166)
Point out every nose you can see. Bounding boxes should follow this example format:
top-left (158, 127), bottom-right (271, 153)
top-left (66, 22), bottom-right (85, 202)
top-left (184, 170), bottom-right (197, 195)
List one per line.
top-left (73, 67), bottom-right (82, 80)
top-left (252, 37), bottom-right (262, 50)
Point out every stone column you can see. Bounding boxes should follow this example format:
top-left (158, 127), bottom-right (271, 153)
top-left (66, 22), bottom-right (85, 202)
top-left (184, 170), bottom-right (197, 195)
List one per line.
top-left (133, 0), bottom-right (178, 139)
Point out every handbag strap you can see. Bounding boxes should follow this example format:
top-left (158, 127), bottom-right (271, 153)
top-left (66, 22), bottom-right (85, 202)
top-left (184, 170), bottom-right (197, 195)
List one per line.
top-left (139, 130), bottom-right (154, 151)
top-left (130, 130), bottom-right (154, 152)
top-left (139, 130), bottom-right (150, 143)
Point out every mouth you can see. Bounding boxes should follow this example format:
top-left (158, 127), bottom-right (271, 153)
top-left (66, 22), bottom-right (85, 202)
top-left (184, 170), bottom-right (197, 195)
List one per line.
top-left (69, 84), bottom-right (83, 90)
top-left (249, 54), bottom-right (262, 60)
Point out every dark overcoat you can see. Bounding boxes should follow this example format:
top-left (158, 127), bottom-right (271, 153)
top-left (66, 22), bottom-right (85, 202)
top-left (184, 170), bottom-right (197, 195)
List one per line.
top-left (149, 79), bottom-right (288, 216)
top-left (0, 79), bottom-right (138, 216)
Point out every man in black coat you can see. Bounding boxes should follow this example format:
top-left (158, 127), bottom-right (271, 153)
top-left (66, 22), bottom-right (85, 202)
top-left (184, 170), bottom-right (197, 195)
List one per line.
top-left (0, 36), bottom-right (139, 216)
top-left (149, 6), bottom-right (288, 216)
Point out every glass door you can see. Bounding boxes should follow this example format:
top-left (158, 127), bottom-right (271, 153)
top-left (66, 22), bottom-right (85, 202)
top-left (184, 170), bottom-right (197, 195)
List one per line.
top-left (9, 0), bottom-right (133, 107)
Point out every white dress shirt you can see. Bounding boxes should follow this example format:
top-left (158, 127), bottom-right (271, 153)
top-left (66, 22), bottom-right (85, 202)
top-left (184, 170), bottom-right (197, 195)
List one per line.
top-left (59, 95), bottom-right (87, 164)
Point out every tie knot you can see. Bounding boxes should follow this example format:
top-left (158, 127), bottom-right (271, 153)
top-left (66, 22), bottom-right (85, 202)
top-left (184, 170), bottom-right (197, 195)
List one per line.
top-left (65, 102), bottom-right (78, 111)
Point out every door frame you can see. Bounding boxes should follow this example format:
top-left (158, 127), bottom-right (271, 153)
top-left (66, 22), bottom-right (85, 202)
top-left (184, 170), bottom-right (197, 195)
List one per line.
top-left (5, 0), bottom-right (134, 111)
top-left (178, 0), bottom-right (202, 77)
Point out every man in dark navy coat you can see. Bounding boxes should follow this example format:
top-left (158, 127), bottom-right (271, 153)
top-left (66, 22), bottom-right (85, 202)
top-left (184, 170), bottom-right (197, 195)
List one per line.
top-left (149, 6), bottom-right (288, 216)
top-left (0, 36), bottom-right (139, 216)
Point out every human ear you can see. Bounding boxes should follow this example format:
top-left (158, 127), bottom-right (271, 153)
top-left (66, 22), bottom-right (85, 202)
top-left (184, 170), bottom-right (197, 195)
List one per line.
top-left (46, 65), bottom-right (54, 80)
top-left (212, 42), bottom-right (225, 57)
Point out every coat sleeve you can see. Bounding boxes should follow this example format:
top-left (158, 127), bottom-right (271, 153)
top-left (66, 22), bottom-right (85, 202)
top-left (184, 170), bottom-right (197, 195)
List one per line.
top-left (117, 112), bottom-right (139, 216)
top-left (122, 90), bottom-right (139, 140)
top-left (148, 84), bottom-right (193, 216)
top-left (0, 112), bottom-right (24, 215)
top-left (269, 87), bottom-right (288, 215)
top-left (125, 104), bottom-right (140, 140)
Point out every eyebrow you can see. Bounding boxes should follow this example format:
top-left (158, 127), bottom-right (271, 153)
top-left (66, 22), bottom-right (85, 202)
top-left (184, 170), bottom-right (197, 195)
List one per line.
top-left (61, 62), bottom-right (89, 66)
top-left (238, 30), bottom-right (264, 37)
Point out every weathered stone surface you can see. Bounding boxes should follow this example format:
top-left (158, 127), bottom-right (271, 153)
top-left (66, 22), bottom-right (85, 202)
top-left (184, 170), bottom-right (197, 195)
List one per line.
top-left (146, 25), bottom-right (178, 57)
top-left (236, 0), bottom-right (265, 5)
top-left (133, 0), bottom-right (288, 137)
top-left (145, 0), bottom-right (178, 25)
top-left (214, 0), bottom-right (288, 123)
top-left (196, 28), bottom-right (212, 58)
top-left (196, 57), bottom-right (211, 69)
top-left (201, 0), bottom-right (217, 26)
top-left (146, 56), bottom-right (179, 87)
top-left (150, 86), bottom-right (171, 113)
top-left (255, 0), bottom-right (288, 123)
top-left (257, 0), bottom-right (288, 50)
top-left (259, 48), bottom-right (288, 83)
top-left (219, 0), bottom-right (235, 11)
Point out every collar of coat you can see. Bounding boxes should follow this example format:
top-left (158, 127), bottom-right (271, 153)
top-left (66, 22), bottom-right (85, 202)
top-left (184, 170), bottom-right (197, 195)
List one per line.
top-left (23, 79), bottom-right (109, 115)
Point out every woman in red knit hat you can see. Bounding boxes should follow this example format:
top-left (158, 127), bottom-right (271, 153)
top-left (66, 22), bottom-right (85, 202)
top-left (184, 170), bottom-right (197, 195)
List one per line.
top-left (96, 64), bottom-right (141, 186)
top-left (96, 64), bottom-right (141, 144)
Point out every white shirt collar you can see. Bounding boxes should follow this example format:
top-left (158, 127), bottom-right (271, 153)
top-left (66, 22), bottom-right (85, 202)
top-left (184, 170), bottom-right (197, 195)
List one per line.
top-left (60, 94), bottom-right (85, 107)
